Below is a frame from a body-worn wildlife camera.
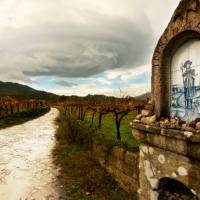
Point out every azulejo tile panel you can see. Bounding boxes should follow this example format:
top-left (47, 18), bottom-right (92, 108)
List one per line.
top-left (171, 39), bottom-right (200, 121)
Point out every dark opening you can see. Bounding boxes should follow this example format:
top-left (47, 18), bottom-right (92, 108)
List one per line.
top-left (158, 178), bottom-right (198, 200)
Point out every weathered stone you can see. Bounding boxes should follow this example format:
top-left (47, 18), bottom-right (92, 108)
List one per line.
top-left (136, 114), bottom-right (143, 120)
top-left (181, 123), bottom-right (195, 132)
top-left (92, 141), bottom-right (139, 195)
top-left (111, 146), bottom-right (125, 159)
top-left (195, 118), bottom-right (200, 123)
top-left (159, 119), bottom-right (171, 128)
top-left (132, 129), bottom-right (141, 140)
top-left (145, 103), bottom-right (154, 111)
top-left (182, 123), bottom-right (187, 129)
top-left (183, 126), bottom-right (195, 132)
top-left (107, 165), bottom-right (138, 194)
top-left (147, 98), bottom-right (154, 105)
top-left (170, 118), bottom-right (177, 124)
top-left (132, 121), bottom-right (200, 200)
top-left (141, 115), bottom-right (156, 125)
top-left (164, 119), bottom-right (171, 127)
top-left (196, 122), bottom-right (200, 130)
top-left (155, 121), bottom-right (160, 127)
top-left (187, 121), bottom-right (196, 128)
top-left (159, 121), bottom-right (165, 128)
top-left (167, 118), bottom-right (182, 129)
top-left (141, 109), bottom-right (153, 117)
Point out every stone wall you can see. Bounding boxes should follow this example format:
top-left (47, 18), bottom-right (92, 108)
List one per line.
top-left (132, 122), bottom-right (200, 200)
top-left (92, 140), bottom-right (139, 194)
top-left (139, 144), bottom-right (200, 200)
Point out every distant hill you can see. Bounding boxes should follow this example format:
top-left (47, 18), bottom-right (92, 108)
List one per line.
top-left (0, 81), bottom-right (58, 100)
top-left (134, 92), bottom-right (151, 100)
top-left (0, 81), bottom-right (151, 102)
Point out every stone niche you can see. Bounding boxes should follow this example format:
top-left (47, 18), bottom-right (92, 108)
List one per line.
top-left (152, 0), bottom-right (200, 119)
top-left (132, 0), bottom-right (200, 199)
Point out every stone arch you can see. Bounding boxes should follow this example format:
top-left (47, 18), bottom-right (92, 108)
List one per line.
top-left (157, 177), bottom-right (198, 200)
top-left (152, 29), bottom-right (200, 118)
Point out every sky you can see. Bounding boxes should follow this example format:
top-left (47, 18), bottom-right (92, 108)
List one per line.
top-left (0, 0), bottom-right (180, 97)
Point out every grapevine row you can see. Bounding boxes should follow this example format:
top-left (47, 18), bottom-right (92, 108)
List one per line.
top-left (62, 98), bottom-right (145, 140)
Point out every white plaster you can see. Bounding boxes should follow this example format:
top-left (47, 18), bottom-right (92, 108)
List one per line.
top-left (144, 160), bottom-right (154, 177)
top-left (150, 190), bottom-right (159, 200)
top-left (145, 125), bottom-right (150, 129)
top-left (142, 145), bottom-right (148, 154)
top-left (184, 131), bottom-right (193, 138)
top-left (137, 188), bottom-right (141, 194)
top-left (143, 160), bottom-right (159, 189)
top-left (149, 147), bottom-right (154, 155)
top-left (158, 154), bottom-right (166, 164)
top-left (177, 166), bottom-right (188, 176)
top-left (140, 151), bottom-right (144, 158)
top-left (172, 172), bottom-right (177, 178)
top-left (150, 178), bottom-right (159, 189)
top-left (191, 189), bottom-right (197, 195)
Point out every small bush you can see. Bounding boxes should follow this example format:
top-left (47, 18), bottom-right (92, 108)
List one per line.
top-left (60, 112), bottom-right (95, 148)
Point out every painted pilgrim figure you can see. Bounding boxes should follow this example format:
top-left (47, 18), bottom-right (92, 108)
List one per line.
top-left (170, 39), bottom-right (200, 121)
top-left (181, 60), bottom-right (196, 109)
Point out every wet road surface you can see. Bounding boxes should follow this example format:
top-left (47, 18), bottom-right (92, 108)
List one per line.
top-left (0, 108), bottom-right (67, 200)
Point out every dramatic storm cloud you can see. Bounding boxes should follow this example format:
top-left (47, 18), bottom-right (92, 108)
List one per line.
top-left (0, 0), bottom-right (180, 96)
top-left (22, 15), bottom-right (153, 78)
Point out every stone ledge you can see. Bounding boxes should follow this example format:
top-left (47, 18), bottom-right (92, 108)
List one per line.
top-left (132, 122), bottom-right (200, 160)
top-left (132, 122), bottom-right (200, 142)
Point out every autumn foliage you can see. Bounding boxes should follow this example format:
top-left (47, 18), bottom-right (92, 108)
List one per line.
top-left (0, 97), bottom-right (48, 118)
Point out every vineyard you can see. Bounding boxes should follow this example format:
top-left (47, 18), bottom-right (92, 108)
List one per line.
top-left (0, 97), bottom-right (50, 129)
top-left (54, 97), bottom-right (145, 199)
top-left (61, 97), bottom-right (145, 142)
top-left (0, 97), bottom-right (48, 118)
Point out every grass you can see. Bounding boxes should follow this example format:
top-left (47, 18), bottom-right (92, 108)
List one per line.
top-left (84, 110), bottom-right (139, 149)
top-left (0, 106), bottom-right (50, 129)
top-left (53, 112), bottom-right (137, 200)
